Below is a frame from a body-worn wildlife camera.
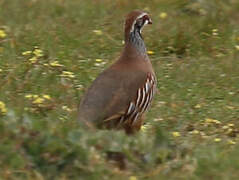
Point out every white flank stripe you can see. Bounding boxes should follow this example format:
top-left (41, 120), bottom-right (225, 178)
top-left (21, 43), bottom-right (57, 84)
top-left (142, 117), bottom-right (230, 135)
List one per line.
top-left (142, 94), bottom-right (150, 112)
top-left (139, 87), bottom-right (146, 108)
top-left (132, 113), bottom-right (140, 125)
top-left (136, 88), bottom-right (141, 106)
top-left (128, 109), bottom-right (137, 123)
top-left (127, 102), bottom-right (135, 115)
top-left (145, 80), bottom-right (150, 93)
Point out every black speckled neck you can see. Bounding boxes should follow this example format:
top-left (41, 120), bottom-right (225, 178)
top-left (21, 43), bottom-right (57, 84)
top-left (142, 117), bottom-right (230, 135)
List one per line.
top-left (128, 28), bottom-right (147, 55)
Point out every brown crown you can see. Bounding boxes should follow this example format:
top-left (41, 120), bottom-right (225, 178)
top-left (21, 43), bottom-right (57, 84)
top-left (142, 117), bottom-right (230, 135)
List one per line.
top-left (124, 10), bottom-right (151, 41)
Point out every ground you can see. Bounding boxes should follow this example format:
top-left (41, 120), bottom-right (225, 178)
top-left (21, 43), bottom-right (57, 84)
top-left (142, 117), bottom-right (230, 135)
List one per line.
top-left (0, 0), bottom-right (239, 179)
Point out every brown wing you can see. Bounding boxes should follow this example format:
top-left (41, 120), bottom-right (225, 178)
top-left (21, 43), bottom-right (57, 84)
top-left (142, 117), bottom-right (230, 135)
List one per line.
top-left (78, 67), bottom-right (150, 128)
top-left (103, 73), bottom-right (156, 131)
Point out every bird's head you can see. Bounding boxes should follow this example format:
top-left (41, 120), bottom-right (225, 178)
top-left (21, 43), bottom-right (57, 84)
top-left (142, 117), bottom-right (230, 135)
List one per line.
top-left (124, 10), bottom-right (152, 42)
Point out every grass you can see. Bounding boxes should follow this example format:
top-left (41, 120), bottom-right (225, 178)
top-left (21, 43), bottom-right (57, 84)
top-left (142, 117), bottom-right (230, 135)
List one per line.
top-left (0, 0), bottom-right (239, 179)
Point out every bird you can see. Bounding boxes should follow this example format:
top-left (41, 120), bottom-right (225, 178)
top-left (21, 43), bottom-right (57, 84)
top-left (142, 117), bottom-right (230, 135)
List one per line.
top-left (78, 10), bottom-right (156, 134)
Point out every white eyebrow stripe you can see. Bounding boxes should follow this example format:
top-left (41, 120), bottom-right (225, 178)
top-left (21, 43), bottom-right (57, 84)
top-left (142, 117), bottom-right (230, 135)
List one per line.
top-left (130, 13), bottom-right (148, 33)
top-left (136, 13), bottom-right (148, 20)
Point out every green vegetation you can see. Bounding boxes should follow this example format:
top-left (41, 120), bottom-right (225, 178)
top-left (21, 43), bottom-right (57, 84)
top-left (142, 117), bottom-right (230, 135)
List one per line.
top-left (1, 0), bottom-right (239, 179)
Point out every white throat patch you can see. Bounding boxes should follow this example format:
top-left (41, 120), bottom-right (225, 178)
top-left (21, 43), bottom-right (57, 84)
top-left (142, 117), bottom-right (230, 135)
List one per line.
top-left (140, 19), bottom-right (149, 34)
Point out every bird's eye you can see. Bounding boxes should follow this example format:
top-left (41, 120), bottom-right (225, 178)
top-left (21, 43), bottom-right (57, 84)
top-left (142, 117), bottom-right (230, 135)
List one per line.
top-left (142, 15), bottom-right (149, 21)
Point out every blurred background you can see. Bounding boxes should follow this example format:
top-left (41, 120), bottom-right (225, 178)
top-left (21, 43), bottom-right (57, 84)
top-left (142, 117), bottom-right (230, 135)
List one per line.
top-left (0, 0), bottom-right (239, 179)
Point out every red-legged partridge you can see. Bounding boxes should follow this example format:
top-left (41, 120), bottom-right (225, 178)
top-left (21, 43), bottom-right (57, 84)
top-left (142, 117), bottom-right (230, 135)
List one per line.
top-left (79, 10), bottom-right (156, 134)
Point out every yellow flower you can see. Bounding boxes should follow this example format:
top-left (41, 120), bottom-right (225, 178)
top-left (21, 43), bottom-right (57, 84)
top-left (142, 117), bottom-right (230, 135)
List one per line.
top-left (33, 95), bottom-right (39, 98)
top-left (22, 51), bottom-right (32, 56)
top-left (147, 50), bottom-right (154, 55)
top-left (228, 140), bottom-right (236, 145)
top-left (205, 118), bottom-right (221, 124)
top-left (32, 97), bottom-right (45, 104)
top-left (25, 94), bottom-right (33, 99)
top-left (0, 30), bottom-right (7, 38)
top-left (235, 45), bottom-right (239, 50)
top-left (29, 56), bottom-right (37, 63)
top-left (62, 71), bottom-right (73, 75)
top-left (194, 104), bottom-right (201, 109)
top-left (141, 123), bottom-right (152, 132)
top-left (0, 69), bottom-right (2, 72)
top-left (222, 125), bottom-right (229, 130)
top-left (213, 120), bottom-right (221, 125)
top-left (191, 130), bottom-right (199, 135)
top-left (226, 128), bottom-right (233, 134)
top-left (212, 29), bottom-right (218, 36)
top-left (172, 131), bottom-right (181, 137)
top-left (42, 94), bottom-right (51, 100)
top-left (214, 138), bottom-right (221, 142)
top-left (129, 176), bottom-right (137, 180)
top-left (94, 61), bottom-right (106, 67)
top-left (33, 49), bottom-right (43, 57)
top-left (93, 30), bottom-right (103, 35)
top-left (62, 105), bottom-right (72, 112)
top-left (95, 59), bottom-right (103, 62)
top-left (228, 123), bottom-right (234, 127)
top-left (159, 12), bottom-right (167, 19)
top-left (76, 84), bottom-right (83, 90)
top-left (60, 71), bottom-right (75, 78)
top-left (204, 118), bottom-right (213, 123)
top-left (0, 101), bottom-right (7, 115)
top-left (49, 61), bottom-right (63, 67)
